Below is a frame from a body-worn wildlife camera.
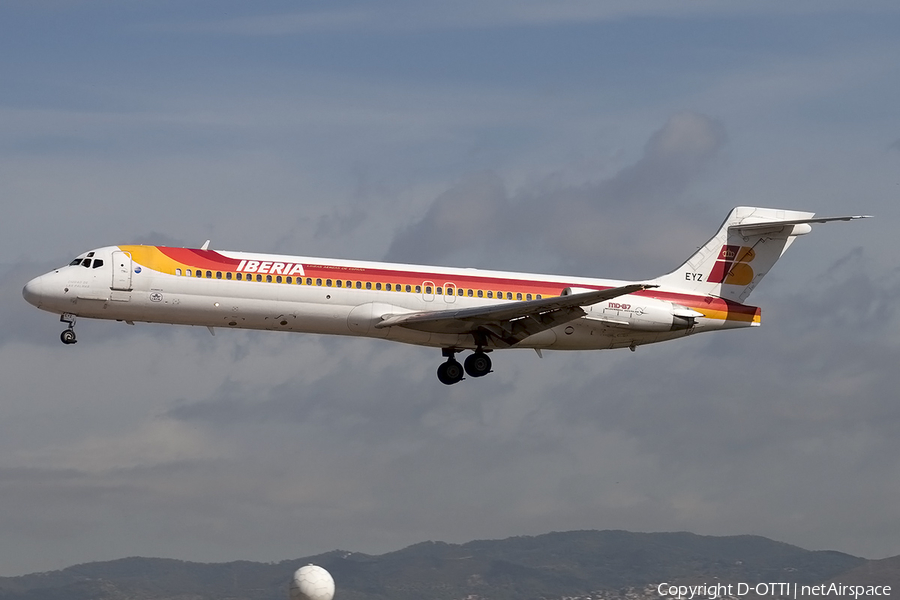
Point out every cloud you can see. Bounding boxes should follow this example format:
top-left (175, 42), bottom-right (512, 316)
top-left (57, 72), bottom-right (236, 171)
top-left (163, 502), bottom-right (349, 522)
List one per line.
top-left (385, 111), bottom-right (727, 277)
top-left (3, 1), bottom-right (899, 577)
top-left (168, 1), bottom-right (900, 36)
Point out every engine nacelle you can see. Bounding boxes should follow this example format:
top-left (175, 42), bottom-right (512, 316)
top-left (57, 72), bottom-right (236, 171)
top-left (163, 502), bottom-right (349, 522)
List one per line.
top-left (561, 287), bottom-right (597, 296)
top-left (587, 295), bottom-right (703, 332)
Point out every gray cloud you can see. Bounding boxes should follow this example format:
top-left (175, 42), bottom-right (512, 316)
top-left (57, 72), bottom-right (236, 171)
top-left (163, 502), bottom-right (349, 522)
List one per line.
top-left (171, 2), bottom-right (900, 36)
top-left (4, 1), bottom-right (900, 578)
top-left (385, 112), bottom-right (726, 278)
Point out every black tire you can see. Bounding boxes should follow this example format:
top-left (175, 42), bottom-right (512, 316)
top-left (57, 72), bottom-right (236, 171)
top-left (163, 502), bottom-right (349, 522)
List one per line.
top-left (437, 360), bottom-right (464, 385)
top-left (60, 330), bottom-right (76, 344)
top-left (464, 352), bottom-right (491, 377)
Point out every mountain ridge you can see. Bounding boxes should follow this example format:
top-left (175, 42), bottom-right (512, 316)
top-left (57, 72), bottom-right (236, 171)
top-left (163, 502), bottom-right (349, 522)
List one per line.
top-left (0, 530), bottom-right (891, 600)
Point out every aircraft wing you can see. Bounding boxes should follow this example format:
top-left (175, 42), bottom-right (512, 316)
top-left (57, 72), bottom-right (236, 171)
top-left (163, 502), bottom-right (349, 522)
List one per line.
top-left (375, 283), bottom-right (656, 347)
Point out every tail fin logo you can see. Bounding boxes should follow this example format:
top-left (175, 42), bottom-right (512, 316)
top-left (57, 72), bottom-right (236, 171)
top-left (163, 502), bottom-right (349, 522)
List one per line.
top-left (708, 245), bottom-right (755, 285)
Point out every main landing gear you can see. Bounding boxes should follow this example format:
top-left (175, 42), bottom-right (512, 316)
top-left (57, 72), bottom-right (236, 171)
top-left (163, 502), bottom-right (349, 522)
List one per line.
top-left (437, 349), bottom-right (492, 385)
top-left (60, 313), bottom-right (77, 345)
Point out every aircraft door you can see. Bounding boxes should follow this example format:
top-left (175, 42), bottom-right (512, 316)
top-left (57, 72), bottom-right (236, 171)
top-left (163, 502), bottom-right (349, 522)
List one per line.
top-left (443, 282), bottom-right (457, 303)
top-left (111, 251), bottom-right (133, 291)
top-left (422, 280), bottom-right (435, 302)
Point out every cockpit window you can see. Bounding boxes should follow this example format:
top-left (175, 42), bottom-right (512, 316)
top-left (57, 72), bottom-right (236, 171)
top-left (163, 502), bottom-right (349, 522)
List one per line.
top-left (93, 259), bottom-right (104, 268)
top-left (70, 258), bottom-right (82, 266)
top-left (81, 259), bottom-right (92, 268)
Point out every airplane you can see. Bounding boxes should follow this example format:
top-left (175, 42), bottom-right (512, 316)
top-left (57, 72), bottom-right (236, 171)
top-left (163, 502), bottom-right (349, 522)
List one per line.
top-left (22, 206), bottom-right (868, 384)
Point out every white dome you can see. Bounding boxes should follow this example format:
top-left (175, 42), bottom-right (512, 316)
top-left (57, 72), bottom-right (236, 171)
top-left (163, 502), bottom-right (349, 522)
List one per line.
top-left (289, 564), bottom-right (335, 600)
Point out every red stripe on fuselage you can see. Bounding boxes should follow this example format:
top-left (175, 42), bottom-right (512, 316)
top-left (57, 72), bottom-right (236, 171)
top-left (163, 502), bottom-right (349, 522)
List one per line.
top-left (153, 247), bottom-right (759, 321)
top-left (157, 247), bottom-right (244, 270)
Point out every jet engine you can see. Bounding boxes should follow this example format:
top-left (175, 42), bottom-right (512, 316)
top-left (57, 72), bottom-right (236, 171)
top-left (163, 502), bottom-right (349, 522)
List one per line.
top-left (562, 287), bottom-right (704, 332)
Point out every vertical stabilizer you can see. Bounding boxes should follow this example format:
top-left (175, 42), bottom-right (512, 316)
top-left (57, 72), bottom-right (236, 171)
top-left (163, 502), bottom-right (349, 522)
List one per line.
top-left (654, 206), bottom-right (817, 302)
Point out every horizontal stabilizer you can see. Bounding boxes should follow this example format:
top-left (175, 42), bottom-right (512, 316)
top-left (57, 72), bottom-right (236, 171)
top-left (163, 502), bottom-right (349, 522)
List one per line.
top-left (730, 214), bottom-right (871, 236)
top-left (655, 206), bottom-right (871, 303)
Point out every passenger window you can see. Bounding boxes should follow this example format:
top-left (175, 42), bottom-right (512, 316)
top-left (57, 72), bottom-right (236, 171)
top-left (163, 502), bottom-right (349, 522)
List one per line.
top-left (287, 276), bottom-right (292, 284)
top-left (82, 259), bottom-right (92, 268)
top-left (487, 291), bottom-right (493, 298)
top-left (235, 272), bottom-right (241, 280)
top-left (425, 286), bottom-right (432, 294)
top-left (536, 294), bottom-right (542, 299)
top-left (276, 275), bottom-right (282, 283)
top-left (356, 281), bottom-right (362, 289)
top-left (266, 275), bottom-right (273, 283)
top-left (256, 274), bottom-right (263, 282)
top-left (406, 285), bottom-right (412, 292)
top-left (336, 280), bottom-right (342, 288)
top-left (516, 293), bottom-right (522, 300)
top-left (375, 283), bottom-right (382, 290)
top-left (216, 272), bottom-right (222, 279)
top-left (458, 288), bottom-right (464, 296)
top-left (187, 269), bottom-right (192, 277)
top-left (176, 268), bottom-right (182, 276)
top-left (415, 285), bottom-right (421, 293)
top-left (436, 287), bottom-right (442, 294)
top-left (526, 294), bottom-right (532, 301)
top-left (385, 283), bottom-right (391, 291)
top-left (467, 289), bottom-right (473, 297)
top-left (366, 282), bottom-right (372, 290)
top-left (478, 290), bottom-right (483, 298)
top-left (93, 259), bottom-right (103, 269)
top-left (316, 278), bottom-right (322, 286)
top-left (307, 278), bottom-right (313, 285)
top-left (196, 270), bottom-right (202, 277)
top-left (326, 279), bottom-right (332, 287)
top-left (206, 271), bottom-right (212, 278)
top-left (226, 272), bottom-right (232, 280)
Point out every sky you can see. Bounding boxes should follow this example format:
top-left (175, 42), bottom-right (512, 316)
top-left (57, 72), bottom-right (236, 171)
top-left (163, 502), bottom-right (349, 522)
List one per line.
top-left (1, 0), bottom-right (900, 577)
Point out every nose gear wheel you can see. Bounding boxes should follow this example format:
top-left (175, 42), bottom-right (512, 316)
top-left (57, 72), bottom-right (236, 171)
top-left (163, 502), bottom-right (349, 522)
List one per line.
top-left (59, 314), bottom-right (77, 345)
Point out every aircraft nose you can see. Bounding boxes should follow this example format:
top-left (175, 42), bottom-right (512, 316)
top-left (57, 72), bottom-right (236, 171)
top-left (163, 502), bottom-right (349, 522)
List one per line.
top-left (22, 275), bottom-right (45, 307)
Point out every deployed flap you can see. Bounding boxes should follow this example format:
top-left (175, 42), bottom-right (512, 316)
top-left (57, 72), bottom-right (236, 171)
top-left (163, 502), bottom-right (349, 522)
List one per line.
top-left (375, 283), bottom-right (656, 347)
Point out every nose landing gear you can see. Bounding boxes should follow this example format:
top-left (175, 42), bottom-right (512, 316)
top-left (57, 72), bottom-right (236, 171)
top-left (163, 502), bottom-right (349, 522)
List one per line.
top-left (59, 313), bottom-right (77, 345)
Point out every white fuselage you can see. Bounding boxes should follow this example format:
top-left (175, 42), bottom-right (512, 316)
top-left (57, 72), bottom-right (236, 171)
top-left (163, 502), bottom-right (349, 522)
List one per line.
top-left (22, 245), bottom-right (756, 352)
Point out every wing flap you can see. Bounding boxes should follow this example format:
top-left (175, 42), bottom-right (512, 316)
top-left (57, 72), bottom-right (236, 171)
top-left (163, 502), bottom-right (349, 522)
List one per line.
top-left (374, 283), bottom-right (657, 344)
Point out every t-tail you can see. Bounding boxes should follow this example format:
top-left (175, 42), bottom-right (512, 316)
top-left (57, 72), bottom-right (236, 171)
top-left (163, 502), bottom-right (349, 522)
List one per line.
top-left (654, 206), bottom-right (870, 303)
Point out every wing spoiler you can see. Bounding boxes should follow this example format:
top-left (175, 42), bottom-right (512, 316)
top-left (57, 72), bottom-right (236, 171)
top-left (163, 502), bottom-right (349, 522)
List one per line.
top-left (374, 283), bottom-right (657, 345)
